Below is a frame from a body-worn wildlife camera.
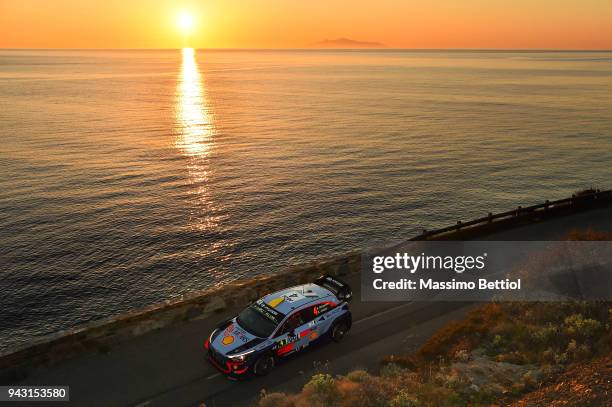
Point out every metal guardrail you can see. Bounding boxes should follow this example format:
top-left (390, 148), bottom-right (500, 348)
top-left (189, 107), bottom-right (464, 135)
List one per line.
top-left (411, 189), bottom-right (612, 240)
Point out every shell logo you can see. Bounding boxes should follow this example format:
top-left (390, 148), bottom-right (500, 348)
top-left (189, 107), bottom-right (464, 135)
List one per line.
top-left (222, 335), bottom-right (235, 346)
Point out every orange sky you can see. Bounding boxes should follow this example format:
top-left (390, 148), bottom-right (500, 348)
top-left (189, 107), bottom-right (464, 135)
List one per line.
top-left (0, 0), bottom-right (610, 49)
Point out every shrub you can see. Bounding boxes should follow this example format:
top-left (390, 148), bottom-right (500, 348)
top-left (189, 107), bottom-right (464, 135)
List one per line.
top-left (346, 369), bottom-right (370, 383)
top-left (303, 374), bottom-right (339, 405)
top-left (554, 351), bottom-right (569, 364)
top-left (335, 378), bottom-right (360, 397)
top-left (530, 323), bottom-right (558, 345)
top-left (346, 375), bottom-right (398, 407)
top-left (577, 344), bottom-right (592, 360)
top-left (453, 349), bottom-right (470, 363)
top-left (521, 370), bottom-right (539, 390)
top-left (434, 369), bottom-right (465, 390)
top-left (495, 351), bottom-right (528, 365)
top-left (381, 354), bottom-right (421, 370)
top-left (541, 347), bottom-right (555, 363)
top-left (504, 321), bottom-right (531, 345)
top-left (492, 334), bottom-right (503, 347)
top-left (388, 390), bottom-right (419, 407)
top-left (257, 392), bottom-right (294, 407)
top-left (564, 314), bottom-right (601, 338)
top-left (380, 363), bottom-right (407, 378)
top-left (412, 382), bottom-right (461, 407)
top-left (418, 303), bottom-right (503, 362)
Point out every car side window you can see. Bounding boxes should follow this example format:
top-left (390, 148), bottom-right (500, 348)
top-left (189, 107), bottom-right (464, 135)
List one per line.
top-left (300, 303), bottom-right (335, 324)
top-left (278, 312), bottom-right (304, 336)
top-left (313, 302), bottom-right (335, 317)
top-left (300, 306), bottom-right (317, 323)
top-left (275, 303), bottom-right (337, 337)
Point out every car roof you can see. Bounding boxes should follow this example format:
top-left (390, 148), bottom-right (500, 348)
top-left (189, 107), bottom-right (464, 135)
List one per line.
top-left (260, 283), bottom-right (334, 315)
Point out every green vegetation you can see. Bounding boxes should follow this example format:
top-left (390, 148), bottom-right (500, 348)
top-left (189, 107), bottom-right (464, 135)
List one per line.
top-left (257, 301), bottom-right (611, 407)
top-left (255, 229), bottom-right (611, 406)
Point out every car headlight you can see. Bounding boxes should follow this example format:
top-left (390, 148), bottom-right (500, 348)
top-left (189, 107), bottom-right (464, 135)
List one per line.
top-left (229, 350), bottom-right (254, 362)
top-left (209, 329), bottom-right (218, 342)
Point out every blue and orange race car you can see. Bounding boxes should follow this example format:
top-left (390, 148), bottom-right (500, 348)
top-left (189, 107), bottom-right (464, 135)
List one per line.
top-left (204, 274), bottom-right (353, 378)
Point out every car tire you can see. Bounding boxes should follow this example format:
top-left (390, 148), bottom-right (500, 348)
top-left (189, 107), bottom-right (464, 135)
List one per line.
top-left (253, 352), bottom-right (275, 376)
top-left (330, 319), bottom-right (350, 342)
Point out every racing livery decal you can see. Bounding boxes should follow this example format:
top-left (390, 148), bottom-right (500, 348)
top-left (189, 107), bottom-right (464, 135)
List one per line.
top-left (276, 342), bottom-right (294, 356)
top-left (267, 297), bottom-right (284, 308)
top-left (267, 291), bottom-right (306, 308)
top-left (221, 323), bottom-right (249, 345)
top-left (253, 300), bottom-right (285, 325)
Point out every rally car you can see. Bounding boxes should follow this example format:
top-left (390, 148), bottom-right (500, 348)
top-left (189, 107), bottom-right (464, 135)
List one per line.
top-left (204, 274), bottom-right (352, 378)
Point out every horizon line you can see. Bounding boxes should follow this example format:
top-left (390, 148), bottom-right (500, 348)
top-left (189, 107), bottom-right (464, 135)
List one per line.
top-left (2, 47), bottom-right (612, 53)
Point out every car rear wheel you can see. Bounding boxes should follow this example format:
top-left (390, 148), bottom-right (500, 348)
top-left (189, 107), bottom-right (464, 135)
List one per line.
top-left (331, 319), bottom-right (350, 342)
top-left (253, 353), bottom-right (275, 376)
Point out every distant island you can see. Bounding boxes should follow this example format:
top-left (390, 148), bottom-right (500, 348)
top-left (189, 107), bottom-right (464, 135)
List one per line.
top-left (312, 37), bottom-right (385, 48)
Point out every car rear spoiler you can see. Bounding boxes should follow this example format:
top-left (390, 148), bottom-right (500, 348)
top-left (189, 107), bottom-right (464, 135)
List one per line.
top-left (314, 274), bottom-right (352, 302)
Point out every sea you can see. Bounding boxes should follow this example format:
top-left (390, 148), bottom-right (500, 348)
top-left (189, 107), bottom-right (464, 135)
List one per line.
top-left (1, 49), bottom-right (611, 353)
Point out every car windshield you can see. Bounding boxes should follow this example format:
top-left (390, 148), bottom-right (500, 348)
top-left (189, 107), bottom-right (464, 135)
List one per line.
top-left (236, 303), bottom-right (281, 338)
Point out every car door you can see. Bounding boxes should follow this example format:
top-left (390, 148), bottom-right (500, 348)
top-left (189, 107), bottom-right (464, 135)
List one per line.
top-left (273, 311), bottom-right (303, 357)
top-left (293, 306), bottom-right (317, 348)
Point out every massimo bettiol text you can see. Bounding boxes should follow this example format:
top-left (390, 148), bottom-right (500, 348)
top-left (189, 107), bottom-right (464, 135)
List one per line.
top-left (372, 251), bottom-right (520, 290)
top-left (361, 241), bottom-right (612, 302)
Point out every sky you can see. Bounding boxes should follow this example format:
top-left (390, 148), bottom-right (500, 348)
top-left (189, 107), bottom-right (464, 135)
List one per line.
top-left (0, 0), bottom-right (611, 49)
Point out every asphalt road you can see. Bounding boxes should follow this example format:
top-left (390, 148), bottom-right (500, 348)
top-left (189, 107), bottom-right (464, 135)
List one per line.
top-left (17, 273), bottom-right (470, 407)
top-left (16, 206), bottom-right (612, 407)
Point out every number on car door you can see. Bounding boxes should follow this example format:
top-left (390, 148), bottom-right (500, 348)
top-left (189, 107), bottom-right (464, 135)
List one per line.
top-left (295, 306), bottom-right (318, 347)
top-left (273, 311), bottom-right (303, 357)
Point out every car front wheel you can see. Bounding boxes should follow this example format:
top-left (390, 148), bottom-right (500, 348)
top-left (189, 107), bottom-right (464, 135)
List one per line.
top-left (253, 352), bottom-right (275, 376)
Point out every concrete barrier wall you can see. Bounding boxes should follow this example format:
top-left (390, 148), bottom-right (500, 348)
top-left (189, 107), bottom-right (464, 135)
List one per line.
top-left (414, 189), bottom-right (612, 241)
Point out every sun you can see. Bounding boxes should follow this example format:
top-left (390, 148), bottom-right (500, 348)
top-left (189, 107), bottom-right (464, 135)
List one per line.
top-left (177, 12), bottom-right (195, 33)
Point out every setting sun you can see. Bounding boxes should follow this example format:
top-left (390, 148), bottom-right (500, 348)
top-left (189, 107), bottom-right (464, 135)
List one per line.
top-left (1, 1), bottom-right (611, 49)
top-left (177, 11), bottom-right (195, 33)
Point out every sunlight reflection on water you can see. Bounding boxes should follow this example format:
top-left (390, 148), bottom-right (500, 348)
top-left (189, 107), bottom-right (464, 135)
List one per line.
top-left (176, 48), bottom-right (215, 157)
top-left (175, 48), bottom-right (219, 232)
